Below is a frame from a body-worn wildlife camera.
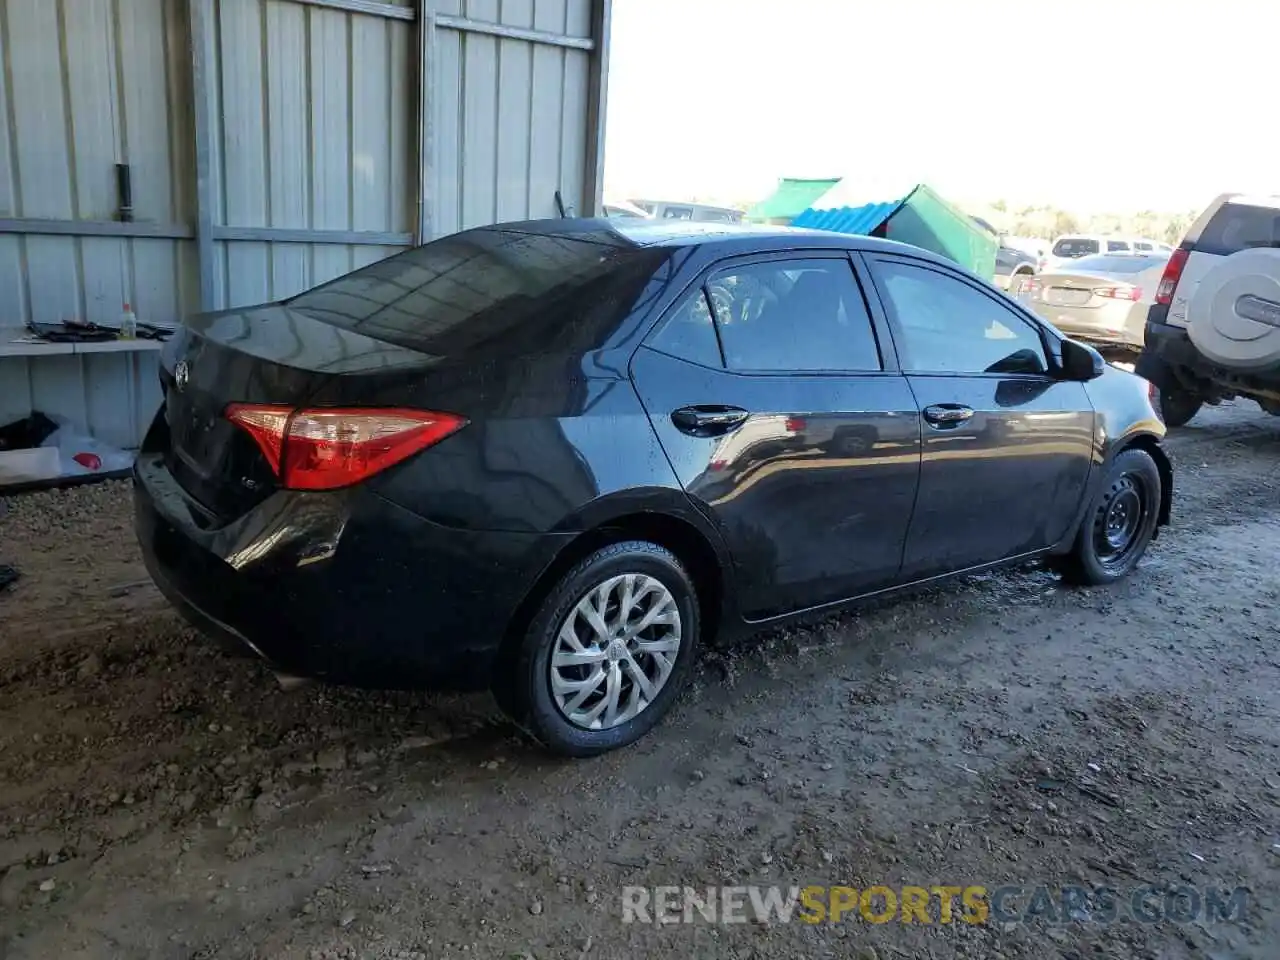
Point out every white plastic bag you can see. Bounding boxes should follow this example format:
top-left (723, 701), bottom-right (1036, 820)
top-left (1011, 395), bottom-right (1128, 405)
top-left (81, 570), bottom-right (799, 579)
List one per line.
top-left (40, 420), bottom-right (136, 476)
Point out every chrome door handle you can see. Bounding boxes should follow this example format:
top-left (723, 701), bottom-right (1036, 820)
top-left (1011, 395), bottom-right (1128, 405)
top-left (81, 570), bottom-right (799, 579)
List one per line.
top-left (923, 404), bottom-right (974, 426)
top-left (671, 405), bottom-right (749, 437)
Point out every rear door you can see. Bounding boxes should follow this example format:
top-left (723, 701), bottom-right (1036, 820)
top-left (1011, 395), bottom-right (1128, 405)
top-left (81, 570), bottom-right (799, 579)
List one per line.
top-left (630, 252), bottom-right (921, 619)
top-left (863, 253), bottom-right (1095, 579)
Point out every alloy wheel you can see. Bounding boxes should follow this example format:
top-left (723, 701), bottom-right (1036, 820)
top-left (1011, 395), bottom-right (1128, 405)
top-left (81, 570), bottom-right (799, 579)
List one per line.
top-left (549, 573), bottom-right (682, 730)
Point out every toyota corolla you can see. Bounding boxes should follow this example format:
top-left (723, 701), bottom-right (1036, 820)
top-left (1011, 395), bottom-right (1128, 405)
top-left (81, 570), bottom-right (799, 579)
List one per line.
top-left (134, 219), bottom-right (1172, 756)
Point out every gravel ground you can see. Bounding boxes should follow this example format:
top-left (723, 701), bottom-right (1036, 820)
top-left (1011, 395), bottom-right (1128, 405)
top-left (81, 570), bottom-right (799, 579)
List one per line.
top-left (1, 402), bottom-right (1278, 959)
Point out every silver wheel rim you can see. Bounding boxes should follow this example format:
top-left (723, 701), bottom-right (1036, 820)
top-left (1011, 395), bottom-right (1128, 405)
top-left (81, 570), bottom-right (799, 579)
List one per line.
top-left (550, 573), bottom-right (683, 730)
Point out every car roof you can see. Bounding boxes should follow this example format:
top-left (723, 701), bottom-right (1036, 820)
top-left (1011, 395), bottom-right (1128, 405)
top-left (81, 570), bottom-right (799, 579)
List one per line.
top-left (493, 217), bottom-right (960, 267)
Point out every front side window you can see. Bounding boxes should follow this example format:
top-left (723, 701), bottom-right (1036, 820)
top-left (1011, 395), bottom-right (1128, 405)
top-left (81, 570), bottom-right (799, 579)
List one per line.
top-left (874, 259), bottom-right (1048, 376)
top-left (1107, 240), bottom-right (1130, 252)
top-left (706, 259), bottom-right (882, 373)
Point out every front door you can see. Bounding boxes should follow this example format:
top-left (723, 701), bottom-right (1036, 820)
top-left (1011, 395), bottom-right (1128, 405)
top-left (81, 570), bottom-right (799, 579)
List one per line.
top-left (864, 254), bottom-right (1096, 580)
top-left (631, 253), bottom-right (921, 619)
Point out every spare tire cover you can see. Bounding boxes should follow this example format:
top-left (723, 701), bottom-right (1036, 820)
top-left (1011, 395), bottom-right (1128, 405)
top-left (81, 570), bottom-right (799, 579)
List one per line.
top-left (1187, 248), bottom-right (1280, 371)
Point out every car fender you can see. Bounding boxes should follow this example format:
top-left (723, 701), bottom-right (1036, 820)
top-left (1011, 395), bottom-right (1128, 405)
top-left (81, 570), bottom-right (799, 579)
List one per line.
top-left (1054, 425), bottom-right (1171, 553)
top-left (539, 485), bottom-right (742, 622)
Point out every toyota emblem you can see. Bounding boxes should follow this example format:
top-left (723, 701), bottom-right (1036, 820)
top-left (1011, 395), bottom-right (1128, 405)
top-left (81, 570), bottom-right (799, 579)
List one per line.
top-left (174, 360), bottom-right (190, 392)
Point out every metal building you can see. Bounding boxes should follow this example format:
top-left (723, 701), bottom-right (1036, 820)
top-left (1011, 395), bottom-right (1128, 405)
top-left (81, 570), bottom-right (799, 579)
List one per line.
top-left (0, 0), bottom-right (610, 461)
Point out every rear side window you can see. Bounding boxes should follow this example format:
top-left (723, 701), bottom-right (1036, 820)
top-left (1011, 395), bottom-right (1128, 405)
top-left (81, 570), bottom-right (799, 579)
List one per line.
top-left (707, 259), bottom-right (882, 373)
top-left (288, 228), bottom-right (661, 356)
top-left (1053, 238), bottom-right (1100, 257)
top-left (1196, 202), bottom-right (1280, 256)
top-left (648, 290), bottom-right (722, 367)
top-left (1107, 240), bottom-right (1130, 252)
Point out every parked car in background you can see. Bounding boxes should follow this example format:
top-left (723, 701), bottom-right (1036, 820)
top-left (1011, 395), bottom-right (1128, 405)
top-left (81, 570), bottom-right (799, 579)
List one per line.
top-left (631, 199), bottom-right (744, 223)
top-left (134, 219), bottom-right (1171, 757)
top-left (1014, 252), bottom-right (1171, 356)
top-left (1040, 235), bottom-right (1172, 273)
top-left (993, 242), bottom-right (1039, 290)
top-left (1003, 235), bottom-right (1051, 260)
top-left (603, 199), bottom-right (651, 219)
top-left (1136, 193), bottom-right (1280, 426)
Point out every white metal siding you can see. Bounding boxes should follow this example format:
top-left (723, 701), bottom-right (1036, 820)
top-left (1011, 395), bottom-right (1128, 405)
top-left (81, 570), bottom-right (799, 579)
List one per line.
top-left (431, 0), bottom-right (593, 237)
top-left (0, 351), bottom-right (163, 451)
top-left (209, 0), bottom-right (414, 307)
top-left (1, 0), bottom-right (609, 454)
top-left (0, 0), bottom-right (197, 326)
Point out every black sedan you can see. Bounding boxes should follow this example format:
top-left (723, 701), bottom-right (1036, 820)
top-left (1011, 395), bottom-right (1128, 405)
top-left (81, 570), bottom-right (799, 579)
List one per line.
top-left (134, 220), bottom-right (1172, 756)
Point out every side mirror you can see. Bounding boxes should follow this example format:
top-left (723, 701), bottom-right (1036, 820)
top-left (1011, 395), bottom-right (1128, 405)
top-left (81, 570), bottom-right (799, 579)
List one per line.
top-left (1060, 338), bottom-right (1106, 381)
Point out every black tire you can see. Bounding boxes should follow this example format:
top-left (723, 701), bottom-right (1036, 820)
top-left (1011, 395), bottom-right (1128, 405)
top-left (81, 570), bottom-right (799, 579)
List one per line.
top-left (1060, 449), bottom-right (1162, 586)
top-left (1157, 383), bottom-right (1203, 427)
top-left (498, 541), bottom-right (700, 757)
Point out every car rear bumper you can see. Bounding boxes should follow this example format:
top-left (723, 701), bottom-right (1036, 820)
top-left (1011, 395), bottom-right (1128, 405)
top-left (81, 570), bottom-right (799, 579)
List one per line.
top-left (1136, 309), bottom-right (1201, 372)
top-left (1027, 300), bottom-right (1145, 349)
top-left (1137, 307), bottom-right (1280, 400)
top-left (134, 453), bottom-right (570, 690)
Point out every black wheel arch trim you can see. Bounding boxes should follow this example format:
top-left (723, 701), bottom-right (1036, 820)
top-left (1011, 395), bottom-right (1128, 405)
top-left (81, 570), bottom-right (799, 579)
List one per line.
top-left (493, 488), bottom-right (740, 684)
top-left (1054, 431), bottom-right (1171, 553)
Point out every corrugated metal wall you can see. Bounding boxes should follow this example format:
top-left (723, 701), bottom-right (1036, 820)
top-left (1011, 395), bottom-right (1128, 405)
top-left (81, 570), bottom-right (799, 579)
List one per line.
top-left (432, 0), bottom-right (594, 235)
top-left (0, 0), bottom-right (609, 451)
top-left (0, 0), bottom-right (198, 326)
top-left (211, 0), bottom-right (415, 308)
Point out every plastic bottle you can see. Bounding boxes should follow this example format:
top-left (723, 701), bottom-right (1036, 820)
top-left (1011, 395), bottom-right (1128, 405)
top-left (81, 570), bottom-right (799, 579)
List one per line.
top-left (120, 302), bottom-right (137, 340)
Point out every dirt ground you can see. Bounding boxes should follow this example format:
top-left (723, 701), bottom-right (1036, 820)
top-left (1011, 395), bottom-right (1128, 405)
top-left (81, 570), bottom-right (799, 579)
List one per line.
top-left (1, 403), bottom-right (1278, 960)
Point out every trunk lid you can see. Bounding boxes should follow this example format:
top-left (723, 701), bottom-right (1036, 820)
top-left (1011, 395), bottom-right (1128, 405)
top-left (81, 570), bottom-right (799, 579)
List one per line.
top-left (159, 304), bottom-right (437, 522)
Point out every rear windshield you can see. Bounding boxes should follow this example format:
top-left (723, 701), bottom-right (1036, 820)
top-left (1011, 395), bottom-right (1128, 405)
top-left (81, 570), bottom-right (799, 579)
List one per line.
top-left (1196, 202), bottom-right (1280, 256)
top-left (1066, 254), bottom-right (1164, 274)
top-left (289, 228), bottom-right (663, 356)
top-left (1052, 238), bottom-right (1100, 257)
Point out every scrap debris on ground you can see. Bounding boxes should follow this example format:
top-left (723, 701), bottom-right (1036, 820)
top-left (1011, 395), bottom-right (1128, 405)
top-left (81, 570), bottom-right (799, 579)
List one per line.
top-left (0, 404), bottom-right (1278, 959)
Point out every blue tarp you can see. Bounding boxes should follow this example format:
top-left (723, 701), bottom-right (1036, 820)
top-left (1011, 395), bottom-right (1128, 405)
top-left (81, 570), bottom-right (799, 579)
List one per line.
top-left (790, 199), bottom-right (906, 235)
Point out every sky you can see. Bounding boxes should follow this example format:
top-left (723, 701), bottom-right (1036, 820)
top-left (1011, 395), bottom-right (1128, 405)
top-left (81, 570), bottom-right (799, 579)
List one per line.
top-left (603, 0), bottom-right (1275, 214)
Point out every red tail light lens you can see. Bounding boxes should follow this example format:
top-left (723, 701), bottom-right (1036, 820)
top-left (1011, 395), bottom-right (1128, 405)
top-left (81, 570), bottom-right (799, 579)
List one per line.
top-left (784, 417), bottom-right (807, 432)
top-left (1094, 285), bottom-right (1143, 301)
top-left (1155, 248), bottom-right (1188, 306)
top-left (226, 405), bottom-right (466, 491)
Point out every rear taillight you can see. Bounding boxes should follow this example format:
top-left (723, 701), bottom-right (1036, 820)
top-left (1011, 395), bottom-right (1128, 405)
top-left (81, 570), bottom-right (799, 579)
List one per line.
top-left (1155, 248), bottom-right (1189, 306)
top-left (1016, 277), bottom-right (1042, 298)
top-left (1094, 285), bottom-right (1143, 301)
top-left (784, 417), bottom-right (807, 433)
top-left (225, 405), bottom-right (466, 491)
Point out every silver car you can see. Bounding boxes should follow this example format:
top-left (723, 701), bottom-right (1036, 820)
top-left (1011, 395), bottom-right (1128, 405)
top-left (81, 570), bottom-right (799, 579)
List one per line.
top-left (1012, 253), bottom-right (1171, 352)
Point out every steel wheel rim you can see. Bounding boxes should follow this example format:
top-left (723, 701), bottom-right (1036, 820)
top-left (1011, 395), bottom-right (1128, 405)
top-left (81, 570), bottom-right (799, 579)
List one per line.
top-left (550, 573), bottom-right (683, 731)
top-left (1093, 474), bottom-right (1149, 569)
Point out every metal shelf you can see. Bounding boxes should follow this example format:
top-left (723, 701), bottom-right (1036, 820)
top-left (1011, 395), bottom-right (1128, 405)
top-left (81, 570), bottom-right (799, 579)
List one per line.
top-left (0, 329), bottom-right (165, 359)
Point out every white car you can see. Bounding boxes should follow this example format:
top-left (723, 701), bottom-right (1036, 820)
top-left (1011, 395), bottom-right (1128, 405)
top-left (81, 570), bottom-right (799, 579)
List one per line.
top-left (1135, 193), bottom-right (1280, 425)
top-left (1041, 235), bottom-right (1172, 272)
